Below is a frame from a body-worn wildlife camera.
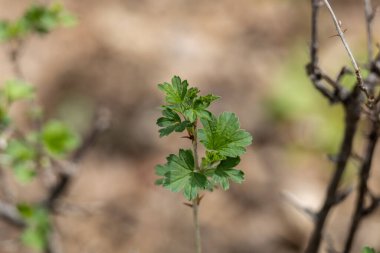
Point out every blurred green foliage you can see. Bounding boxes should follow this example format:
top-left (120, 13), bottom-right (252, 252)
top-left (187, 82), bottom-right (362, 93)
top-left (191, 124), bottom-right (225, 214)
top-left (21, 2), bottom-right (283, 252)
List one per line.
top-left (264, 45), bottom-right (344, 153)
top-left (0, 2), bottom-right (78, 251)
top-left (0, 1), bottom-right (76, 42)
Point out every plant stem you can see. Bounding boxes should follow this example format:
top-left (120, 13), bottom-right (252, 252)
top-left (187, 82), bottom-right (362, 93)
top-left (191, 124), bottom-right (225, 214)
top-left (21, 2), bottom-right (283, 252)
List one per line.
top-left (192, 197), bottom-right (202, 253)
top-left (191, 123), bottom-right (202, 253)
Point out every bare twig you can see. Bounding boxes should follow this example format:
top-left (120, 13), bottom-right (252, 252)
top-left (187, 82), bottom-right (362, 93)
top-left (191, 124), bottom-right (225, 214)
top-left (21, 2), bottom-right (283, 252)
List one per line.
top-left (323, 0), bottom-right (374, 104)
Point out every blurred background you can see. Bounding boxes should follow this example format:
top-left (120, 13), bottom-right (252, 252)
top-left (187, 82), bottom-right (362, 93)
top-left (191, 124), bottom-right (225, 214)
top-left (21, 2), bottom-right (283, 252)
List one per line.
top-left (0, 0), bottom-right (380, 252)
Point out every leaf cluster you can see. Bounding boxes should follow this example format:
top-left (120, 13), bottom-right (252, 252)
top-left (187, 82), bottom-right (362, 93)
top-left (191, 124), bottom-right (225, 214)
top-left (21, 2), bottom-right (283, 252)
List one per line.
top-left (0, 1), bottom-right (76, 42)
top-left (155, 76), bottom-right (252, 200)
top-left (0, 79), bottom-right (79, 183)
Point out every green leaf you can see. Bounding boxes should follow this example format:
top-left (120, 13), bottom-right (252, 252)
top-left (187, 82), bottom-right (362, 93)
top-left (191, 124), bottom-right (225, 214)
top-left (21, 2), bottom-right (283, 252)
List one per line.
top-left (199, 112), bottom-right (252, 157)
top-left (42, 120), bottom-right (80, 157)
top-left (155, 149), bottom-right (208, 200)
top-left (184, 172), bottom-right (208, 200)
top-left (208, 157), bottom-right (244, 190)
top-left (362, 247), bottom-right (376, 253)
top-left (3, 80), bottom-right (35, 102)
top-left (157, 107), bottom-right (190, 137)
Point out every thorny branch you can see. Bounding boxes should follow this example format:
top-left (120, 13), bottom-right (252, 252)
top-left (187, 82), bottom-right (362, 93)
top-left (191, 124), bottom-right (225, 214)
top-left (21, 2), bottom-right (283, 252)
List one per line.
top-left (322, 0), bottom-right (374, 104)
top-left (303, 0), bottom-right (380, 253)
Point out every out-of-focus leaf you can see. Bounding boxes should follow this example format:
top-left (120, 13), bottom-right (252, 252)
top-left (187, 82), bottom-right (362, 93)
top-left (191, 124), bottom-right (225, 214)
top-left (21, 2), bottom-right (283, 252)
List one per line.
top-left (42, 120), bottom-right (79, 157)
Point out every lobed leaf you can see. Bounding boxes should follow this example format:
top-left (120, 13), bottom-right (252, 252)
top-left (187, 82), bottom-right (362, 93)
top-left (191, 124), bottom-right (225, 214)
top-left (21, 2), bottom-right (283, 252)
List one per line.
top-left (155, 149), bottom-right (208, 200)
top-left (205, 157), bottom-right (244, 190)
top-left (198, 112), bottom-right (252, 158)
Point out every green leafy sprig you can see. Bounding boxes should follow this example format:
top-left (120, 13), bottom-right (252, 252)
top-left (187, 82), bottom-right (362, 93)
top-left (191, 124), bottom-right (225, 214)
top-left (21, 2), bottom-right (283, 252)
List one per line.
top-left (155, 76), bottom-right (252, 200)
top-left (0, 1), bottom-right (76, 42)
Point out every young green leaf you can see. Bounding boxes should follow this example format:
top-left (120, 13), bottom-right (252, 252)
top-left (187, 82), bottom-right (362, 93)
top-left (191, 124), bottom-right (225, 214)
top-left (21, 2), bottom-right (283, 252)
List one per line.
top-left (155, 149), bottom-right (208, 200)
top-left (156, 107), bottom-right (190, 137)
top-left (198, 112), bottom-right (252, 158)
top-left (42, 120), bottom-right (79, 157)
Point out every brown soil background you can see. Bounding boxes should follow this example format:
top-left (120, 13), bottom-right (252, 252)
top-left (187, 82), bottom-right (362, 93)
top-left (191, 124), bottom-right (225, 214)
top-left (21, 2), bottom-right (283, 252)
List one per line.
top-left (0, 0), bottom-right (380, 252)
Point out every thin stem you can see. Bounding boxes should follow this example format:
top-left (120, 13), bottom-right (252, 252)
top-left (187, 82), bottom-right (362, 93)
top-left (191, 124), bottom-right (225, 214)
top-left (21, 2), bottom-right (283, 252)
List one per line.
top-left (192, 198), bottom-right (202, 253)
top-left (322, 0), bottom-right (373, 103)
top-left (191, 122), bottom-right (202, 253)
